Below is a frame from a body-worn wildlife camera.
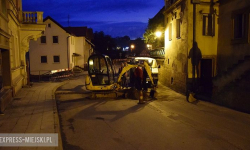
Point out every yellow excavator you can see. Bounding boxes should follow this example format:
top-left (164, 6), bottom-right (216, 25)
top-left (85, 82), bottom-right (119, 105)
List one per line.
top-left (85, 54), bottom-right (156, 98)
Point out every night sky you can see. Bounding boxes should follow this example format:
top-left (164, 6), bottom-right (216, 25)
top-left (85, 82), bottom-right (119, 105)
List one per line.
top-left (22, 0), bottom-right (164, 39)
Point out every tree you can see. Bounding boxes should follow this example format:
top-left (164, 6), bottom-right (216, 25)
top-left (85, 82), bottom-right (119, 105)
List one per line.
top-left (143, 6), bottom-right (165, 49)
top-left (114, 36), bottom-right (130, 50)
top-left (92, 31), bottom-right (116, 55)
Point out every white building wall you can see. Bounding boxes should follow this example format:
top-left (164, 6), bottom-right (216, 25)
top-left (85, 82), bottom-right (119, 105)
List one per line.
top-left (29, 19), bottom-right (70, 75)
top-left (83, 38), bottom-right (92, 65)
top-left (69, 36), bottom-right (76, 69)
top-left (75, 37), bottom-right (84, 68)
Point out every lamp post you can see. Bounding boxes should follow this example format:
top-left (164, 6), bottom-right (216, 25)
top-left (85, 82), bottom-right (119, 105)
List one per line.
top-left (130, 44), bottom-right (135, 56)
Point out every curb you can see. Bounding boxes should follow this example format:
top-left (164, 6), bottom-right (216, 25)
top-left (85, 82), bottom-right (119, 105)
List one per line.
top-left (52, 81), bottom-right (69, 150)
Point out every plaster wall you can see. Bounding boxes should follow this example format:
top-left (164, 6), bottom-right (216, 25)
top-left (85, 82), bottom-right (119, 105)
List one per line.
top-left (69, 36), bottom-right (76, 68)
top-left (84, 39), bottom-right (92, 65)
top-left (187, 2), bottom-right (219, 78)
top-left (8, 3), bottom-right (24, 94)
top-left (0, 11), bottom-right (9, 49)
top-left (75, 37), bottom-right (84, 67)
top-left (217, 0), bottom-right (250, 74)
top-left (160, 0), bottom-right (189, 94)
top-left (29, 19), bottom-right (69, 75)
top-left (161, 0), bottom-right (219, 94)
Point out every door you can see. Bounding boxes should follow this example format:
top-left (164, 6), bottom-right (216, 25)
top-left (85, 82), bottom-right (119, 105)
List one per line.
top-left (200, 59), bottom-right (213, 88)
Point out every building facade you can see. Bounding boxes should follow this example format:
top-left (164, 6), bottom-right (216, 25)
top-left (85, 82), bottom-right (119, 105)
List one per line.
top-left (160, 0), bottom-right (250, 111)
top-left (214, 0), bottom-right (250, 91)
top-left (160, 0), bottom-right (219, 94)
top-left (0, 0), bottom-right (46, 112)
top-left (212, 0), bottom-right (250, 112)
top-left (65, 27), bottom-right (94, 69)
top-left (29, 17), bottom-right (94, 75)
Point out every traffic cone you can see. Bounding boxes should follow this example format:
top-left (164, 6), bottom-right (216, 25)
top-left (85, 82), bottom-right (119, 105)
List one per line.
top-left (188, 92), bottom-right (197, 103)
top-left (138, 90), bottom-right (145, 104)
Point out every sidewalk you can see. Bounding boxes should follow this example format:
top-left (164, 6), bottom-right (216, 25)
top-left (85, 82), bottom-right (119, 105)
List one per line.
top-left (0, 82), bottom-right (66, 150)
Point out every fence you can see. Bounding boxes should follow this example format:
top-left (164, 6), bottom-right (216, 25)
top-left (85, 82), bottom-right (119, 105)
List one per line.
top-left (30, 70), bottom-right (74, 82)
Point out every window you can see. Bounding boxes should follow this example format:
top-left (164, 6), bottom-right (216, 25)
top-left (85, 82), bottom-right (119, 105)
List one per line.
top-left (48, 23), bottom-right (51, 28)
top-left (231, 8), bottom-right (249, 44)
top-left (53, 56), bottom-right (60, 63)
top-left (233, 14), bottom-right (247, 39)
top-left (169, 23), bottom-right (172, 41)
top-left (176, 19), bottom-right (181, 38)
top-left (41, 56), bottom-right (47, 63)
top-left (203, 14), bottom-right (213, 36)
top-left (41, 36), bottom-right (46, 43)
top-left (53, 36), bottom-right (58, 43)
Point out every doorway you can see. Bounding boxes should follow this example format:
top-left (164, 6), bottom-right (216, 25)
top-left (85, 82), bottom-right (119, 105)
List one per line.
top-left (200, 59), bottom-right (213, 87)
top-left (1, 49), bottom-right (11, 88)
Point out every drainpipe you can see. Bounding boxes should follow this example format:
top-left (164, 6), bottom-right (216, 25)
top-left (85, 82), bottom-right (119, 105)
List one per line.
top-left (67, 36), bottom-right (70, 69)
top-left (192, 0), bottom-right (198, 91)
top-left (193, 2), bottom-right (196, 89)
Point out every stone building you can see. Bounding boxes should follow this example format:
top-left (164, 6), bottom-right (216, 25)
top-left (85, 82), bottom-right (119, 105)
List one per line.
top-left (214, 0), bottom-right (250, 91)
top-left (212, 0), bottom-right (250, 112)
top-left (0, 0), bottom-right (45, 112)
top-left (160, 0), bottom-right (219, 94)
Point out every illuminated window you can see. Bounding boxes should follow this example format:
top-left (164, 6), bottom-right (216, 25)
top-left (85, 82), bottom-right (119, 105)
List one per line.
top-left (53, 56), bottom-right (60, 63)
top-left (176, 19), bottom-right (181, 38)
top-left (41, 56), bottom-right (47, 63)
top-left (53, 36), bottom-right (59, 43)
top-left (169, 23), bottom-right (172, 41)
top-left (203, 14), bottom-right (213, 36)
top-left (41, 36), bottom-right (46, 43)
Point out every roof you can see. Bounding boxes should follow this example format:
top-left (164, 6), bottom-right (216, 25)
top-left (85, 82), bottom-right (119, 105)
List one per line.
top-left (43, 16), bottom-right (69, 33)
top-left (64, 27), bottom-right (93, 40)
top-left (85, 38), bottom-right (95, 47)
top-left (43, 16), bottom-right (93, 40)
top-left (64, 27), bottom-right (87, 36)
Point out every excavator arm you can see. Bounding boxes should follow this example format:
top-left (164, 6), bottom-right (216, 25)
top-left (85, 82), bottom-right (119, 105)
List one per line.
top-left (117, 61), bottom-right (155, 87)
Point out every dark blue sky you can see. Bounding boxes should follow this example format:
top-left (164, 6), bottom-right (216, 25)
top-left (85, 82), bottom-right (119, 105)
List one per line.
top-left (22, 0), bottom-right (164, 39)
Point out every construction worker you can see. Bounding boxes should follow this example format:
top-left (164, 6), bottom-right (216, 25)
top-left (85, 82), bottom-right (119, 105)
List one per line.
top-left (134, 65), bottom-right (144, 104)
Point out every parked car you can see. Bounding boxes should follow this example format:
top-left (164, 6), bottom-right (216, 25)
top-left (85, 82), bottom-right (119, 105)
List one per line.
top-left (134, 57), bottom-right (159, 85)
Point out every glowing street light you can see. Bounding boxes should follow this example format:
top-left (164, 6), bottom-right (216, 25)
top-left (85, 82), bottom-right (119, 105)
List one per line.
top-left (147, 44), bottom-right (152, 50)
top-left (155, 31), bottom-right (162, 38)
top-left (130, 44), bottom-right (135, 50)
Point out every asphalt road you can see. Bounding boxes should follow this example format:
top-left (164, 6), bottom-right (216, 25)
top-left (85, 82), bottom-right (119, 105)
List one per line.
top-left (56, 74), bottom-right (250, 150)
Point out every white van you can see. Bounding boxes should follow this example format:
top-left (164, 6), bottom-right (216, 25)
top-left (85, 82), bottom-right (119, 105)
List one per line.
top-left (134, 57), bottom-right (159, 85)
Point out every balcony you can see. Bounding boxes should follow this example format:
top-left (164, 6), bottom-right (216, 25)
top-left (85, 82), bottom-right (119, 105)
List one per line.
top-left (20, 11), bottom-right (44, 24)
top-left (19, 11), bottom-right (46, 53)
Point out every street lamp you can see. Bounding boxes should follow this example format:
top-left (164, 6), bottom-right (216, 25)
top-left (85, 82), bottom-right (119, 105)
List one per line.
top-left (130, 44), bottom-right (135, 50)
top-left (155, 31), bottom-right (162, 38)
top-left (130, 44), bottom-right (135, 56)
top-left (147, 44), bottom-right (152, 50)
